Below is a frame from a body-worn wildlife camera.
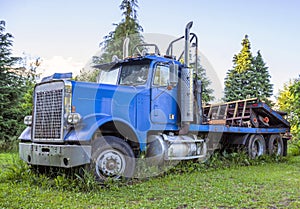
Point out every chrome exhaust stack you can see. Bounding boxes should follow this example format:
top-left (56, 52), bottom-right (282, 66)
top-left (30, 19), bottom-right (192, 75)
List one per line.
top-left (179, 21), bottom-right (194, 134)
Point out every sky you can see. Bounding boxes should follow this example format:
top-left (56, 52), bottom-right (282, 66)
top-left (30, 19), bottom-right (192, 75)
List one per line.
top-left (1, 0), bottom-right (300, 100)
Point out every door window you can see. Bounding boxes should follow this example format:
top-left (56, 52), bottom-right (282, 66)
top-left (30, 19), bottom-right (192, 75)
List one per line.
top-left (153, 65), bottom-right (169, 86)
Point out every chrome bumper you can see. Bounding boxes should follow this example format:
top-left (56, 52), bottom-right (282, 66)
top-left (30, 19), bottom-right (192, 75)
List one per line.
top-left (19, 143), bottom-right (91, 168)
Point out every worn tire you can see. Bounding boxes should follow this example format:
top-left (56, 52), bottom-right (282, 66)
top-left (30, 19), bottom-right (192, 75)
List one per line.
top-left (91, 136), bottom-right (136, 181)
top-left (246, 134), bottom-right (266, 158)
top-left (267, 134), bottom-right (284, 156)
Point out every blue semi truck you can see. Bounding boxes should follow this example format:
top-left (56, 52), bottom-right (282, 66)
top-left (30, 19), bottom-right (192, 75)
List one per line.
top-left (19, 22), bottom-right (290, 180)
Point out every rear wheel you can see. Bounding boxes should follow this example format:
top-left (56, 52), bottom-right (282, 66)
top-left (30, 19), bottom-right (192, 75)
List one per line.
top-left (267, 134), bottom-right (284, 156)
top-left (246, 134), bottom-right (266, 158)
top-left (91, 136), bottom-right (136, 181)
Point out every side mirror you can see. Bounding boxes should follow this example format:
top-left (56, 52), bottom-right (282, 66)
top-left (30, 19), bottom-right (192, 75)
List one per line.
top-left (169, 63), bottom-right (179, 86)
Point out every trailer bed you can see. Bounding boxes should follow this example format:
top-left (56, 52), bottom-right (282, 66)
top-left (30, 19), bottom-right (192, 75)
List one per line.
top-left (202, 98), bottom-right (290, 129)
top-left (189, 124), bottom-right (289, 134)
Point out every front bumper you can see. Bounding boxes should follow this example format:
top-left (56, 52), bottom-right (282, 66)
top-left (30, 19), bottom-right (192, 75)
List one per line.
top-left (19, 143), bottom-right (91, 168)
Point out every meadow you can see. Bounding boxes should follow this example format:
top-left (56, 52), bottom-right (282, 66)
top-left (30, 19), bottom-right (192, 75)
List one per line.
top-left (0, 153), bottom-right (299, 208)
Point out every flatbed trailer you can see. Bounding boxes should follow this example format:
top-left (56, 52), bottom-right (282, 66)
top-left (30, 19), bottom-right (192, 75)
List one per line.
top-left (186, 98), bottom-right (291, 158)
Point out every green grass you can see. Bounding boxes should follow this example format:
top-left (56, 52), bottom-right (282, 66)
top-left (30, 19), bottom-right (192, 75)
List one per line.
top-left (0, 153), bottom-right (299, 209)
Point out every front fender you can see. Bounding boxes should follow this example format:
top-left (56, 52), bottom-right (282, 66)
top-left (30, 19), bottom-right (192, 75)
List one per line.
top-left (65, 114), bottom-right (138, 143)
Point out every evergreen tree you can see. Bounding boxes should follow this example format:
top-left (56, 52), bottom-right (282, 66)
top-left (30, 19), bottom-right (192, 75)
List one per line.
top-left (224, 35), bottom-right (273, 102)
top-left (234, 35), bottom-right (253, 74)
top-left (0, 20), bottom-right (26, 150)
top-left (99, 0), bottom-right (143, 63)
top-left (191, 59), bottom-right (214, 103)
top-left (224, 35), bottom-right (253, 101)
top-left (252, 50), bottom-right (273, 99)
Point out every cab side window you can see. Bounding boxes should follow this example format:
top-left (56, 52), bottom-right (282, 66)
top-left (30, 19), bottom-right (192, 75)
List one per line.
top-left (153, 65), bottom-right (169, 86)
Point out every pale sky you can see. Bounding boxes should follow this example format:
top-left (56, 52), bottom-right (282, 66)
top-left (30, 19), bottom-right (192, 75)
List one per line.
top-left (1, 0), bottom-right (300, 100)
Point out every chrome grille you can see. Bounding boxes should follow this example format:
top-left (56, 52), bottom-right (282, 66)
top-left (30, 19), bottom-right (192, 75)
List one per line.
top-left (33, 81), bottom-right (64, 141)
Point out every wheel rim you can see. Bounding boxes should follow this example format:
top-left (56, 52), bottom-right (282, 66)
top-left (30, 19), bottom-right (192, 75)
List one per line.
top-left (272, 138), bottom-right (282, 155)
top-left (251, 139), bottom-right (264, 157)
top-left (95, 149), bottom-right (126, 178)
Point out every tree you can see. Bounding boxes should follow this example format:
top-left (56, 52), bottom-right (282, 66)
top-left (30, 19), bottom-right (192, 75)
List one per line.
top-left (278, 76), bottom-right (300, 140)
top-left (19, 55), bottom-right (41, 116)
top-left (252, 50), bottom-right (273, 99)
top-left (75, 67), bottom-right (99, 82)
top-left (99, 0), bottom-right (143, 63)
top-left (224, 35), bottom-right (273, 102)
top-left (233, 35), bottom-right (253, 74)
top-left (77, 0), bottom-right (144, 82)
top-left (0, 20), bottom-right (26, 150)
top-left (191, 58), bottom-right (214, 103)
top-left (198, 64), bottom-right (214, 103)
top-left (224, 35), bottom-right (254, 101)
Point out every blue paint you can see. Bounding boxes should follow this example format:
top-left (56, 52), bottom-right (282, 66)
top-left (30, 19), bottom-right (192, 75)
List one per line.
top-left (252, 102), bottom-right (290, 127)
top-left (189, 124), bottom-right (289, 134)
top-left (41, 72), bottom-right (72, 82)
top-left (63, 56), bottom-right (182, 151)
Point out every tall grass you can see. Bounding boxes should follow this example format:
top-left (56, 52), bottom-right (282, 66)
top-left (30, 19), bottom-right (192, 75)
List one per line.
top-left (0, 151), bottom-right (288, 193)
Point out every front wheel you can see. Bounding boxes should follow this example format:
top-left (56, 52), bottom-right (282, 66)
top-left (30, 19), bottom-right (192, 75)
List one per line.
top-left (246, 134), bottom-right (266, 158)
top-left (91, 136), bottom-right (136, 181)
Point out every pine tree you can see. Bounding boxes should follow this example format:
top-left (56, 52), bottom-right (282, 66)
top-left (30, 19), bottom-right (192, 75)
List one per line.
top-left (224, 35), bottom-right (273, 102)
top-left (191, 59), bottom-right (214, 103)
top-left (234, 35), bottom-right (253, 74)
top-left (224, 35), bottom-right (254, 101)
top-left (99, 0), bottom-right (143, 63)
top-left (0, 20), bottom-right (26, 150)
top-left (252, 50), bottom-right (273, 99)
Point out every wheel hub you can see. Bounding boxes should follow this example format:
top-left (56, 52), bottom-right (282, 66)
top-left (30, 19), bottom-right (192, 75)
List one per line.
top-left (96, 150), bottom-right (125, 177)
top-left (272, 139), bottom-right (282, 155)
top-left (251, 139), bottom-right (263, 157)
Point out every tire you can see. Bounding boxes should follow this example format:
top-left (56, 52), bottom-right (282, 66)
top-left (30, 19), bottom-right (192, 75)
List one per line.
top-left (91, 136), bottom-right (136, 181)
top-left (267, 134), bottom-right (284, 156)
top-left (246, 134), bottom-right (266, 158)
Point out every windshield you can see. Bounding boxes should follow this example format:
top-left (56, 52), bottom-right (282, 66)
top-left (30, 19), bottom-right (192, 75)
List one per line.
top-left (97, 63), bottom-right (149, 86)
top-left (119, 64), bottom-right (149, 85)
top-left (97, 67), bottom-right (120, 85)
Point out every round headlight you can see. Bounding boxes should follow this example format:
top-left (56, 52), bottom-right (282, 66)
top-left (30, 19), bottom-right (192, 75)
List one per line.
top-left (24, 115), bottom-right (32, 126)
top-left (67, 113), bottom-right (81, 125)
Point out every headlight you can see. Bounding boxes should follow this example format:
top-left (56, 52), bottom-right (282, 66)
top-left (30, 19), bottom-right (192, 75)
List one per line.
top-left (24, 115), bottom-right (32, 126)
top-left (67, 113), bottom-right (81, 125)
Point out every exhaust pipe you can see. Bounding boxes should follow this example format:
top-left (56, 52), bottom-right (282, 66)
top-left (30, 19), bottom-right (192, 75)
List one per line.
top-left (180, 21), bottom-right (194, 135)
top-left (184, 21), bottom-right (193, 67)
top-left (123, 37), bottom-right (130, 59)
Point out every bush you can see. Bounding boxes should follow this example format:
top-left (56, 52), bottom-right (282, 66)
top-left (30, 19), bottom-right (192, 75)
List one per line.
top-left (288, 140), bottom-right (300, 156)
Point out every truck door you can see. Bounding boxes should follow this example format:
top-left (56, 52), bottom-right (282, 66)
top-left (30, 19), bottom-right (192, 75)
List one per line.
top-left (151, 64), bottom-right (178, 125)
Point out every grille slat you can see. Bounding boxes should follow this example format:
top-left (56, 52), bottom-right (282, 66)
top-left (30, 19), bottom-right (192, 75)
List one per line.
top-left (33, 82), bottom-right (64, 141)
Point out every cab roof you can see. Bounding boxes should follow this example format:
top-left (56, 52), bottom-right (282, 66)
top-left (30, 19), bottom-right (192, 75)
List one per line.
top-left (93, 54), bottom-right (181, 71)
